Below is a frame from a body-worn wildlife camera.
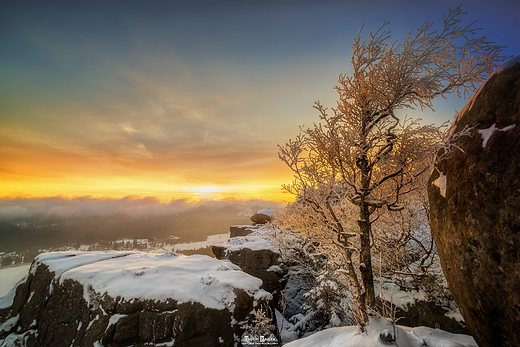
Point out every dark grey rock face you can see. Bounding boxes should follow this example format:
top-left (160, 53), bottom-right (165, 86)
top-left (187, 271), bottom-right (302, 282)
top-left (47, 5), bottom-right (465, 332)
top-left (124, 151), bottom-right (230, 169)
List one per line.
top-left (428, 57), bottom-right (520, 347)
top-left (213, 241), bottom-right (284, 293)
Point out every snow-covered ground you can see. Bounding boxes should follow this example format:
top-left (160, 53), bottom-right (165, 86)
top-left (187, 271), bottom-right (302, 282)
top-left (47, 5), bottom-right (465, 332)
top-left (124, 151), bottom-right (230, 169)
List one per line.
top-left (0, 233), bottom-right (231, 299)
top-left (283, 317), bottom-right (477, 347)
top-left (33, 250), bottom-right (271, 311)
top-left (167, 232), bottom-right (229, 252)
top-left (0, 265), bottom-right (30, 297)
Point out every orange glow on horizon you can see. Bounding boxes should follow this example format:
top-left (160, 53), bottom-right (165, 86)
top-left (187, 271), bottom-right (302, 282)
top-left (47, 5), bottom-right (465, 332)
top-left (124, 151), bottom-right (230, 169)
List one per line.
top-left (0, 174), bottom-right (295, 202)
top-left (0, 133), bottom-right (296, 202)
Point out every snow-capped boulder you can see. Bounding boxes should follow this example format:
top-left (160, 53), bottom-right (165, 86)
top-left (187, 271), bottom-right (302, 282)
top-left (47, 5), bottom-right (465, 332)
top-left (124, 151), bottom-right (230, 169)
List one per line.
top-left (428, 56), bottom-right (520, 347)
top-left (213, 229), bottom-right (284, 293)
top-left (250, 209), bottom-right (276, 224)
top-left (0, 251), bottom-right (272, 347)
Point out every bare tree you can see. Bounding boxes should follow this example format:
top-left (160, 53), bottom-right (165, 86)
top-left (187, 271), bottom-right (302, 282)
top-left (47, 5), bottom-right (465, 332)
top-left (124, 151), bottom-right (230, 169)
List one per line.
top-left (278, 6), bottom-right (506, 324)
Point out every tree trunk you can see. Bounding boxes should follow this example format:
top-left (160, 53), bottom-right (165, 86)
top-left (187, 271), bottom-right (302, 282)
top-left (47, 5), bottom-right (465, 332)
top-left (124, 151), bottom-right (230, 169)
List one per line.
top-left (358, 202), bottom-right (376, 309)
top-left (357, 149), bottom-right (376, 311)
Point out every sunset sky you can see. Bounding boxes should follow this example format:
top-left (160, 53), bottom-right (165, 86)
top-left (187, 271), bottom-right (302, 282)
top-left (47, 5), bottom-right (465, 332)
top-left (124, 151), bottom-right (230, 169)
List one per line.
top-left (1, 0), bottom-right (519, 202)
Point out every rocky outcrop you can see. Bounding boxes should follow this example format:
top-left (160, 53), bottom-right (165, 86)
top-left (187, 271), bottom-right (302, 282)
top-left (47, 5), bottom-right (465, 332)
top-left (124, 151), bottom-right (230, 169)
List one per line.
top-left (0, 251), bottom-right (271, 347)
top-left (213, 230), bottom-right (285, 293)
top-left (428, 56), bottom-right (520, 347)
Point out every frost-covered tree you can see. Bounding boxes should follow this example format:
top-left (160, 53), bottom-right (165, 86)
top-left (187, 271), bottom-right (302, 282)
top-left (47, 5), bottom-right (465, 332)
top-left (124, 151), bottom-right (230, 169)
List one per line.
top-left (278, 6), bottom-right (506, 324)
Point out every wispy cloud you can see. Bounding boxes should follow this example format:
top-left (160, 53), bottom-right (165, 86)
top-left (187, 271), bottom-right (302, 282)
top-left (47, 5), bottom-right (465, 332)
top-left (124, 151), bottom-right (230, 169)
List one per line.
top-left (2, 0), bottom-right (517, 200)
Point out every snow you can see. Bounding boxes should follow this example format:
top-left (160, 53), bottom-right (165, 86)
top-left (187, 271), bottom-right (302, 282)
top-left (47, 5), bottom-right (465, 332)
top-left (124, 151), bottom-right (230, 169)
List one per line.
top-left (106, 314), bottom-right (126, 330)
top-left (0, 264), bottom-right (31, 298)
top-left (35, 251), bottom-right (266, 312)
top-left (219, 229), bottom-right (279, 254)
top-left (256, 208), bottom-right (276, 217)
top-left (500, 124), bottom-right (517, 132)
top-left (478, 123), bottom-right (516, 148)
top-left (478, 123), bottom-right (497, 148)
top-left (432, 173), bottom-right (447, 198)
top-left (267, 265), bottom-right (282, 272)
top-left (377, 283), bottom-right (427, 310)
top-left (283, 317), bottom-right (477, 347)
top-left (446, 308), bottom-right (464, 323)
top-left (34, 251), bottom-right (137, 278)
top-left (171, 233), bottom-right (229, 252)
top-left (0, 329), bottom-right (38, 347)
top-left (0, 315), bottom-right (19, 333)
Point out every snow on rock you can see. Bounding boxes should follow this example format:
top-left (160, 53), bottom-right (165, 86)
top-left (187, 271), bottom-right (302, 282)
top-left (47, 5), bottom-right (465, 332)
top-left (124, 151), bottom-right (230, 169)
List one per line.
top-left (213, 227), bottom-right (284, 293)
top-left (257, 209), bottom-right (276, 217)
top-left (0, 251), bottom-right (272, 347)
top-left (432, 172), bottom-right (447, 198)
top-left (217, 228), bottom-right (279, 254)
top-left (377, 283), bottom-right (427, 310)
top-left (0, 274), bottom-right (28, 310)
top-left (478, 123), bottom-right (517, 148)
top-left (478, 123), bottom-right (497, 148)
top-left (0, 264), bottom-right (31, 298)
top-left (283, 318), bottom-right (477, 347)
top-left (251, 209), bottom-right (277, 224)
top-left (33, 251), bottom-right (137, 278)
top-left (0, 314), bottom-right (19, 333)
top-left (35, 251), bottom-right (265, 311)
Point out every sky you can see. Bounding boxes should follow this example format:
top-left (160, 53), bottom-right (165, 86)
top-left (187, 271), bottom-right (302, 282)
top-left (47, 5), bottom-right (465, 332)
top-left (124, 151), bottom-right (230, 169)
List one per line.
top-left (1, 0), bottom-right (519, 202)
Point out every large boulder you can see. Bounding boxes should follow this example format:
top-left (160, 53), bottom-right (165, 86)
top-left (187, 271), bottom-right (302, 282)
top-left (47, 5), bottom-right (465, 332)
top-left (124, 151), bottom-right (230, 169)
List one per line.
top-left (0, 251), bottom-right (271, 347)
top-left (250, 209), bottom-right (276, 225)
top-left (428, 56), bottom-right (520, 347)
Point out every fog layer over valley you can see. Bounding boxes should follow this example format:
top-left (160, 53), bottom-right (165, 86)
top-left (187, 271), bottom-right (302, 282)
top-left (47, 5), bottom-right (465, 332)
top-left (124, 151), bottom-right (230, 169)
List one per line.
top-left (0, 197), bottom-right (284, 253)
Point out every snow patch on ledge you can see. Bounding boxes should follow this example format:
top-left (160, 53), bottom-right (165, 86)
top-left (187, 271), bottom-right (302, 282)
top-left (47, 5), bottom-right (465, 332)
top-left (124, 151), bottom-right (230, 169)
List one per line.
top-left (478, 123), bottom-right (516, 148)
top-left (432, 173), bottom-right (447, 198)
top-left (220, 227), bottom-right (279, 254)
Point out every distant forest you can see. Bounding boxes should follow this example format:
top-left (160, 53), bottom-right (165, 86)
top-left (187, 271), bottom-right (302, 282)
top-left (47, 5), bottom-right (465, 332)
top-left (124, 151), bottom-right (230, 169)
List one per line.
top-left (0, 205), bottom-right (259, 253)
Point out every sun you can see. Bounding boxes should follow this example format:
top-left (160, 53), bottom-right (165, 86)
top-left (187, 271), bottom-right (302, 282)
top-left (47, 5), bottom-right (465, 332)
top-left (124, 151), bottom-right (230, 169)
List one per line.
top-left (191, 186), bottom-right (224, 199)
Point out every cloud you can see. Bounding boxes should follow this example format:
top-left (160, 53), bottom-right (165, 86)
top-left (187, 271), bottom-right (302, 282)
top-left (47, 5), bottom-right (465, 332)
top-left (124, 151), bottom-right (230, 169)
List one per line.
top-left (0, 196), bottom-right (286, 220)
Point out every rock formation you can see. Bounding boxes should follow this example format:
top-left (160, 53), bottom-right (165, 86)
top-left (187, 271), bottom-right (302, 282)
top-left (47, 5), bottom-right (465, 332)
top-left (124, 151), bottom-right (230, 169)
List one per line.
top-left (0, 251), bottom-right (271, 347)
top-left (213, 229), bottom-right (285, 293)
top-left (428, 56), bottom-right (520, 347)
top-left (250, 209), bottom-right (276, 225)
